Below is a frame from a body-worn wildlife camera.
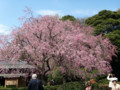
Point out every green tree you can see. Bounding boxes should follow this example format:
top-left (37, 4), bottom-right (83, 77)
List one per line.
top-left (104, 30), bottom-right (120, 52)
top-left (85, 10), bottom-right (120, 79)
top-left (117, 9), bottom-right (120, 14)
top-left (85, 10), bottom-right (120, 35)
top-left (104, 30), bottom-right (120, 78)
top-left (61, 15), bottom-right (76, 22)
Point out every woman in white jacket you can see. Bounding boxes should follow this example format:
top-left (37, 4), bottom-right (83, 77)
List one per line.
top-left (112, 78), bottom-right (120, 90)
top-left (107, 74), bottom-right (118, 88)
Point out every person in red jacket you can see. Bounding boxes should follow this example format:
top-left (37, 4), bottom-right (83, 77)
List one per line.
top-left (89, 79), bottom-right (96, 84)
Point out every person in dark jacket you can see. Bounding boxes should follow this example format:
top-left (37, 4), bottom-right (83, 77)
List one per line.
top-left (27, 74), bottom-right (44, 90)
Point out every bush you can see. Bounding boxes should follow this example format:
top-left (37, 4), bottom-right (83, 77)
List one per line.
top-left (99, 86), bottom-right (106, 90)
top-left (94, 75), bottom-right (109, 85)
top-left (91, 83), bottom-right (107, 90)
top-left (52, 70), bottom-right (64, 85)
top-left (47, 69), bottom-right (64, 85)
top-left (47, 74), bottom-right (53, 82)
top-left (91, 83), bottom-right (99, 90)
top-left (6, 85), bottom-right (17, 88)
top-left (118, 82), bottom-right (120, 84)
top-left (98, 78), bottom-right (109, 85)
top-left (44, 86), bottom-right (57, 90)
top-left (59, 82), bottom-right (85, 90)
top-left (0, 86), bottom-right (26, 90)
top-left (94, 75), bottom-right (106, 82)
top-left (0, 87), bottom-right (26, 90)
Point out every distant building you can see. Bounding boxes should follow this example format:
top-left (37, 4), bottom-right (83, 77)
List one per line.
top-left (0, 60), bottom-right (34, 88)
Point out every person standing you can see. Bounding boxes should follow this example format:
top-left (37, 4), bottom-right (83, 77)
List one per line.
top-left (86, 81), bottom-right (91, 90)
top-left (107, 74), bottom-right (117, 88)
top-left (111, 78), bottom-right (120, 90)
top-left (27, 74), bottom-right (44, 90)
top-left (49, 80), bottom-right (54, 86)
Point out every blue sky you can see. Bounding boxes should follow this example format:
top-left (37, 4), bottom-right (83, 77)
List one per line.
top-left (0, 0), bottom-right (119, 35)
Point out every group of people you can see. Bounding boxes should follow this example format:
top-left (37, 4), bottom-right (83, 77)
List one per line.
top-left (107, 74), bottom-right (120, 90)
top-left (27, 73), bottom-right (120, 90)
top-left (86, 74), bottom-right (120, 90)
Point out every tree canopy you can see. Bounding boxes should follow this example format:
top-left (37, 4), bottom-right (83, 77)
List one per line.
top-left (85, 10), bottom-right (120, 35)
top-left (0, 15), bottom-right (116, 82)
top-left (61, 15), bottom-right (76, 22)
top-left (85, 9), bottom-right (120, 79)
top-left (85, 10), bottom-right (120, 53)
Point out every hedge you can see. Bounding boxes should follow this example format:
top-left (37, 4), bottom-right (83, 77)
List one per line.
top-left (58, 82), bottom-right (85, 90)
top-left (44, 86), bottom-right (58, 90)
top-left (0, 87), bottom-right (26, 90)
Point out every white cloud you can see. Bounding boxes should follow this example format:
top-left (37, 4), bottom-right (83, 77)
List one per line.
top-left (72, 9), bottom-right (98, 16)
top-left (36, 10), bottom-right (62, 16)
top-left (0, 24), bottom-right (11, 35)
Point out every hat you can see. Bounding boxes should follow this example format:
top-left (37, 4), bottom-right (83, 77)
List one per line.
top-left (112, 78), bottom-right (118, 82)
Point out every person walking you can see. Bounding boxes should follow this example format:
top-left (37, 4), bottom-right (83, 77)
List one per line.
top-left (27, 74), bottom-right (44, 90)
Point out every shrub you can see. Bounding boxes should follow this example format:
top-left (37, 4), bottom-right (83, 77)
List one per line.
top-left (0, 87), bottom-right (26, 90)
top-left (91, 83), bottom-right (106, 90)
top-left (94, 75), bottom-right (109, 85)
top-left (6, 85), bottom-right (17, 88)
top-left (99, 86), bottom-right (106, 90)
top-left (91, 83), bottom-right (99, 90)
top-left (98, 78), bottom-right (109, 85)
top-left (47, 69), bottom-right (64, 85)
top-left (47, 74), bottom-right (53, 82)
top-left (94, 75), bottom-right (107, 82)
top-left (53, 70), bottom-right (64, 85)
top-left (59, 82), bottom-right (85, 90)
top-left (118, 82), bottom-right (120, 84)
top-left (0, 86), bottom-right (26, 90)
top-left (44, 86), bottom-right (57, 90)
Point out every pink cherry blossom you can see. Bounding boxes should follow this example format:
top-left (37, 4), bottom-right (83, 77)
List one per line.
top-left (0, 14), bottom-right (116, 80)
